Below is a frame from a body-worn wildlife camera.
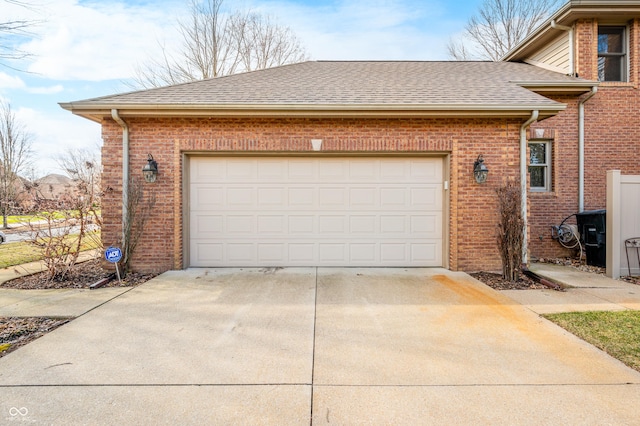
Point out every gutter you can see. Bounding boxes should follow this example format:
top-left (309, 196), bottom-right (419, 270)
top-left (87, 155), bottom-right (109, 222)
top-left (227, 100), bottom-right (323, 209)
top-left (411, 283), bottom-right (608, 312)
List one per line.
top-left (110, 109), bottom-right (129, 249)
top-left (578, 86), bottom-right (598, 212)
top-left (550, 20), bottom-right (574, 76)
top-left (521, 110), bottom-right (539, 265)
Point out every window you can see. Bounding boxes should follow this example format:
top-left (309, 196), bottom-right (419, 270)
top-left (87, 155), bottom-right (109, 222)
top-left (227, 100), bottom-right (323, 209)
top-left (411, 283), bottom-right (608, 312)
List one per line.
top-left (598, 26), bottom-right (626, 82)
top-left (529, 142), bottom-right (551, 192)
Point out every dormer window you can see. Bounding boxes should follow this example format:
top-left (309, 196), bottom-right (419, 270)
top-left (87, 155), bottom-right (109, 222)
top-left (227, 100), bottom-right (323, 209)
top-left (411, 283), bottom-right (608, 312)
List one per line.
top-left (598, 26), bottom-right (626, 82)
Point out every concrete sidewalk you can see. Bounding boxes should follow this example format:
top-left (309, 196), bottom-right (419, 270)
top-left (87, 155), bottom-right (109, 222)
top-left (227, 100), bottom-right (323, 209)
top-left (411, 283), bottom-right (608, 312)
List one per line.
top-left (0, 250), bottom-right (129, 318)
top-left (502, 263), bottom-right (640, 314)
top-left (0, 268), bottom-right (639, 424)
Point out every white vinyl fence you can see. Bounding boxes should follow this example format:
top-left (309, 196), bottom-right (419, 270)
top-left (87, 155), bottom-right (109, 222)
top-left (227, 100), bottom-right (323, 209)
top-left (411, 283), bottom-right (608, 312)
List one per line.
top-left (607, 170), bottom-right (640, 278)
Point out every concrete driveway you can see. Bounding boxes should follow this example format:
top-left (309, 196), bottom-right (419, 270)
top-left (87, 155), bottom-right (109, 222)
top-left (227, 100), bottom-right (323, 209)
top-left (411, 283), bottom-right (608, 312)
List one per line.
top-left (0, 268), bottom-right (639, 424)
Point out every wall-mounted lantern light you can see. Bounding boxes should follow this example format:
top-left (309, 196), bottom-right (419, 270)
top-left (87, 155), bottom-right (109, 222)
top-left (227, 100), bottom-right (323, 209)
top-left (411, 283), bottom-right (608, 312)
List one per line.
top-left (142, 154), bottom-right (158, 183)
top-left (473, 154), bottom-right (489, 184)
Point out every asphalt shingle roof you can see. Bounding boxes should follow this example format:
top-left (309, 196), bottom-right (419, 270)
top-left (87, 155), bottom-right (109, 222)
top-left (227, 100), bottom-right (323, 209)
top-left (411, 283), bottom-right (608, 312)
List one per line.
top-left (61, 61), bottom-right (595, 117)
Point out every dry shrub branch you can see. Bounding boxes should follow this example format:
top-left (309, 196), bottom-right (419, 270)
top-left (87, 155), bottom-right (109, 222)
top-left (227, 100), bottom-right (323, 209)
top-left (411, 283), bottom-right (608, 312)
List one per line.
top-left (121, 177), bottom-right (156, 274)
top-left (497, 180), bottom-right (524, 282)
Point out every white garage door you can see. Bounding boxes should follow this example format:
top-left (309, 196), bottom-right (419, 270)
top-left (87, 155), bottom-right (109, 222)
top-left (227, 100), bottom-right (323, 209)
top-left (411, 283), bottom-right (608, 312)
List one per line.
top-left (189, 157), bottom-right (444, 267)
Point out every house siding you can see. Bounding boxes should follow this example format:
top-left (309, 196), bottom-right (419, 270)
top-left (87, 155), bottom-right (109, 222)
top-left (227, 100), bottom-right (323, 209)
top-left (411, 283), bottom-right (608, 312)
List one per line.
top-left (524, 32), bottom-right (571, 74)
top-left (101, 116), bottom-right (525, 274)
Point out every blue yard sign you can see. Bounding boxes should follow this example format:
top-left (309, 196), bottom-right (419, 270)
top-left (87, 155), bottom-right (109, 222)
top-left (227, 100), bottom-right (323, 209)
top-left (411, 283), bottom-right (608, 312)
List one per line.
top-left (105, 247), bottom-right (123, 263)
top-left (104, 247), bottom-right (124, 284)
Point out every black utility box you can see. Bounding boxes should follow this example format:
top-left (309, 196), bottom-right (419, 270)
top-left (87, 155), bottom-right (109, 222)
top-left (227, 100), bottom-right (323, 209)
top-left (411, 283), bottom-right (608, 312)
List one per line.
top-left (576, 209), bottom-right (606, 267)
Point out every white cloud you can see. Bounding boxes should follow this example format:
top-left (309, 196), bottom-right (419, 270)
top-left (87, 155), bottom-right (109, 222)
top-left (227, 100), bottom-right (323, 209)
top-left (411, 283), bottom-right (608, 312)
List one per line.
top-left (245, 0), bottom-right (452, 60)
top-left (0, 72), bottom-right (26, 89)
top-left (27, 84), bottom-right (65, 95)
top-left (15, 106), bottom-right (101, 176)
top-left (20, 0), bottom-right (183, 81)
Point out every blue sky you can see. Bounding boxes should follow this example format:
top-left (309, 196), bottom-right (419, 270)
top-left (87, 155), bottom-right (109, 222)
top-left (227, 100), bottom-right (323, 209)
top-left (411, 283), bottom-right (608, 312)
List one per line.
top-left (1, 0), bottom-right (484, 176)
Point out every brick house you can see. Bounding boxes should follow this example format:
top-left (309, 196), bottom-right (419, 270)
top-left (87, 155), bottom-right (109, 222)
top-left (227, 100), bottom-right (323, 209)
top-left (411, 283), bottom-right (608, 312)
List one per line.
top-left (61, 0), bottom-right (640, 274)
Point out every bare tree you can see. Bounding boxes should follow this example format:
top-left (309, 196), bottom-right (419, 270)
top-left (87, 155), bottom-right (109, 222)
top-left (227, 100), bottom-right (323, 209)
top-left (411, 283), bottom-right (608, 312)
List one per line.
top-left (1, 0), bottom-right (42, 68)
top-left (131, 0), bottom-right (308, 89)
top-left (57, 147), bottom-right (103, 246)
top-left (448, 0), bottom-right (562, 61)
top-left (0, 101), bottom-right (32, 229)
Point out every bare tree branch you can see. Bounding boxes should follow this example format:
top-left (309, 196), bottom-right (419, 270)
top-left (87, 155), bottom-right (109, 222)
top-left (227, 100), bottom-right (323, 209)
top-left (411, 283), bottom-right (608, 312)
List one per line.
top-left (130, 0), bottom-right (308, 89)
top-left (0, 0), bottom-right (43, 67)
top-left (448, 0), bottom-right (562, 61)
top-left (0, 101), bottom-right (33, 229)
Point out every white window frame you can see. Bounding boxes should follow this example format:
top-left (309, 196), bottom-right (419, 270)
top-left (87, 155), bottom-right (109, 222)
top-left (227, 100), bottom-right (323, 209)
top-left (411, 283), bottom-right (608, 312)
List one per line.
top-left (529, 141), bottom-right (552, 192)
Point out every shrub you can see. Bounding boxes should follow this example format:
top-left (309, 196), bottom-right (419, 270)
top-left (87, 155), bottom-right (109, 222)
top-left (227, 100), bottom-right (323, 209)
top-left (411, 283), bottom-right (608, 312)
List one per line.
top-left (497, 180), bottom-right (524, 282)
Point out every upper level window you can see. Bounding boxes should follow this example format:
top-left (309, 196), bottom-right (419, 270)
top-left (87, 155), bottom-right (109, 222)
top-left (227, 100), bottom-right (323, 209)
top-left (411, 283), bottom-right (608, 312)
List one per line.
top-left (598, 26), bottom-right (626, 82)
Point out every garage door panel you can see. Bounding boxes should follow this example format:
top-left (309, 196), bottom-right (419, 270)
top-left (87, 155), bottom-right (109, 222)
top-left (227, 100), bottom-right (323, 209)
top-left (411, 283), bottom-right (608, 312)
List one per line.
top-left (189, 157), bottom-right (444, 267)
top-left (258, 187), bottom-right (286, 206)
top-left (257, 160), bottom-right (288, 181)
top-left (226, 215), bottom-right (254, 233)
top-left (410, 159), bottom-right (443, 181)
top-left (191, 214), bottom-right (223, 234)
top-left (349, 161), bottom-right (377, 180)
top-left (319, 243), bottom-right (346, 262)
top-left (350, 244), bottom-right (376, 262)
top-left (380, 160), bottom-right (408, 179)
top-left (289, 216), bottom-right (314, 234)
top-left (257, 215), bottom-right (285, 233)
top-left (350, 187), bottom-right (377, 206)
top-left (191, 242), bottom-right (223, 263)
top-left (288, 161), bottom-right (316, 181)
top-left (191, 187), bottom-right (224, 209)
top-left (319, 161), bottom-right (348, 179)
top-left (380, 188), bottom-right (406, 206)
top-left (380, 216), bottom-right (406, 234)
top-left (411, 213), bottom-right (442, 237)
top-left (318, 216), bottom-right (346, 234)
top-left (411, 186), bottom-right (443, 209)
top-left (226, 187), bottom-right (254, 206)
top-left (289, 244), bottom-right (315, 262)
top-left (227, 160), bottom-right (257, 180)
top-left (411, 243), bottom-right (441, 263)
top-left (349, 215), bottom-right (376, 233)
top-left (258, 243), bottom-right (285, 262)
top-left (191, 158), bottom-right (226, 182)
top-left (319, 187), bottom-right (346, 206)
top-left (381, 243), bottom-right (407, 261)
top-left (227, 243), bottom-right (255, 261)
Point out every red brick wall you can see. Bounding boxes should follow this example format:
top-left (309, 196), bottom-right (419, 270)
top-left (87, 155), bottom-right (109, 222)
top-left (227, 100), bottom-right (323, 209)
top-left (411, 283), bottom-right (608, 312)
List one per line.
top-left (529, 97), bottom-right (580, 259)
top-left (101, 116), bottom-right (524, 273)
top-left (527, 17), bottom-right (640, 261)
top-left (98, 17), bottom-right (640, 274)
top-left (575, 17), bottom-right (640, 209)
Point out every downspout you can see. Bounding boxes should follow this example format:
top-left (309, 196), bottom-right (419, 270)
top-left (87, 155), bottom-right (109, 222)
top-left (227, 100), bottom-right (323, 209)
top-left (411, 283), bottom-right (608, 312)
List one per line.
top-left (551, 20), bottom-right (574, 76)
top-left (578, 86), bottom-right (598, 212)
top-left (110, 109), bottom-right (129, 247)
top-left (521, 110), bottom-right (539, 265)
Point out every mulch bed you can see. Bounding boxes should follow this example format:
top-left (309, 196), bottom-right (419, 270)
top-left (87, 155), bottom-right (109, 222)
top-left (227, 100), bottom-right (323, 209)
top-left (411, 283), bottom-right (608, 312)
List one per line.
top-left (470, 271), bottom-right (549, 290)
top-left (0, 317), bottom-right (70, 358)
top-left (1, 259), bottom-right (157, 289)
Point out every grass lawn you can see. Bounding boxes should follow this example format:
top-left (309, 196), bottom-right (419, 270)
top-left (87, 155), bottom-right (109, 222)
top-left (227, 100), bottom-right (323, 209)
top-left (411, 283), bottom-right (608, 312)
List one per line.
top-left (0, 234), bottom-right (100, 268)
top-left (3, 211), bottom-right (101, 226)
top-left (544, 310), bottom-right (640, 372)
